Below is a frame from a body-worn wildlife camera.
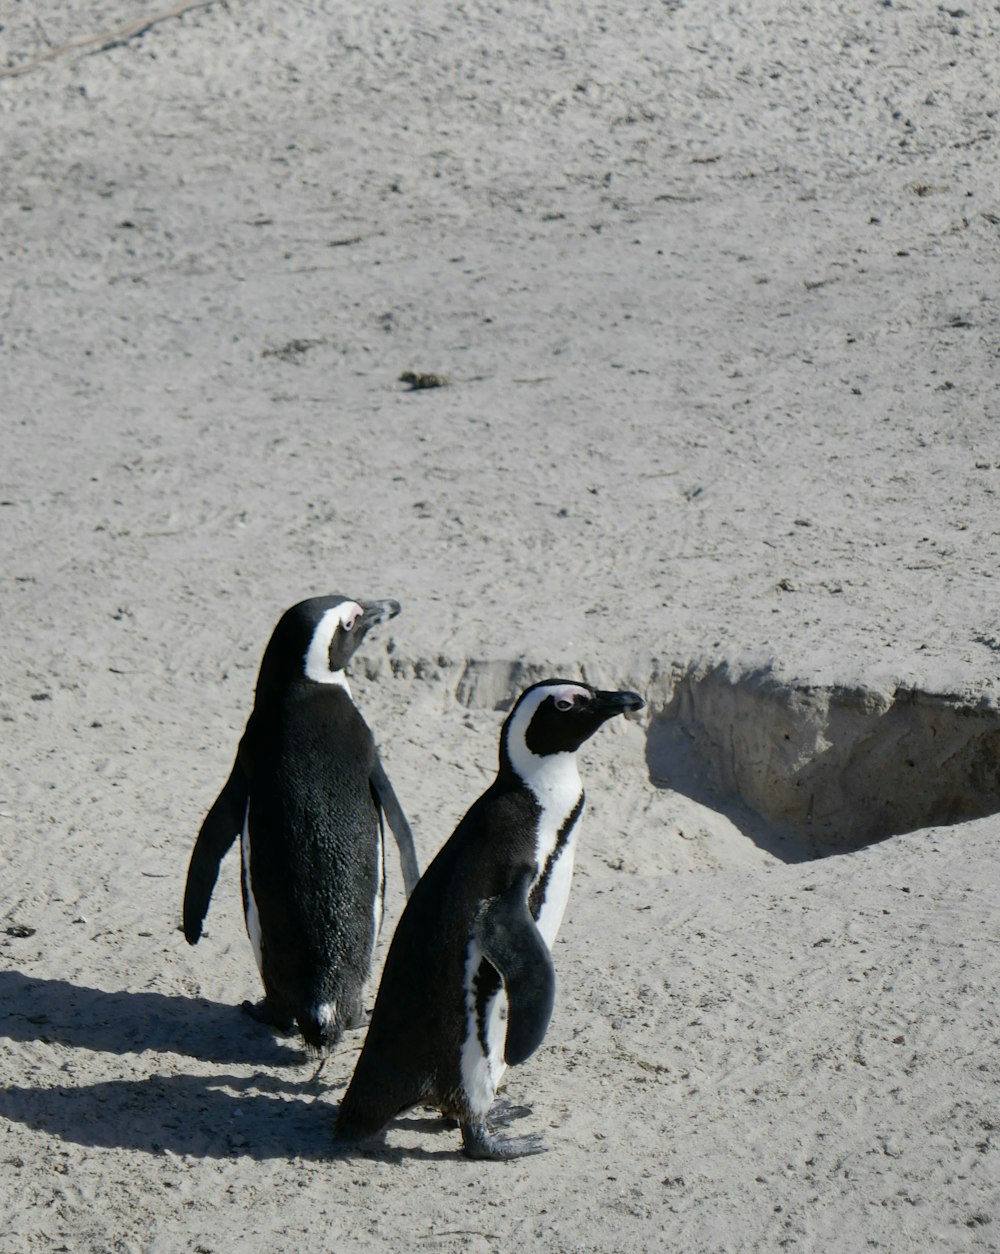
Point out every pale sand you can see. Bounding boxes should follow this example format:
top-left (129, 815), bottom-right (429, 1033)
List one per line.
top-left (2, 2), bottom-right (999, 1250)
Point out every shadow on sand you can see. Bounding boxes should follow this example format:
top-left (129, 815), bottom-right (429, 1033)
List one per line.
top-left (0, 969), bottom-right (304, 1066)
top-left (0, 970), bottom-right (467, 1161)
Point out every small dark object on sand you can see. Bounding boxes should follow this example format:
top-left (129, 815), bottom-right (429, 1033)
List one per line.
top-left (400, 371), bottom-right (450, 390)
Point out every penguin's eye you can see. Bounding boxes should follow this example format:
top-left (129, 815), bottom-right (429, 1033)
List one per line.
top-left (342, 613), bottom-right (360, 632)
top-left (555, 697), bottom-right (574, 712)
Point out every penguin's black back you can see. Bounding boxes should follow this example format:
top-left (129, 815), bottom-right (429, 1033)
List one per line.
top-left (243, 682), bottom-right (381, 1039)
top-left (335, 774), bottom-right (542, 1135)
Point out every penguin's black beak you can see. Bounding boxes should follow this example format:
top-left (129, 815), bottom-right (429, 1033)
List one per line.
top-left (358, 599), bottom-right (402, 633)
top-left (589, 689), bottom-right (645, 716)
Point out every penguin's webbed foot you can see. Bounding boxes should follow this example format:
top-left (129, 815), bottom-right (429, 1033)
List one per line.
top-left (461, 1120), bottom-right (547, 1161)
top-left (241, 997), bottom-right (295, 1032)
top-left (342, 1001), bottom-right (370, 1031)
top-left (487, 1098), bottom-right (533, 1127)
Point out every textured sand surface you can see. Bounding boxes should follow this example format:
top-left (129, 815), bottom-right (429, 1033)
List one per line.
top-left (2, 2), bottom-right (999, 1250)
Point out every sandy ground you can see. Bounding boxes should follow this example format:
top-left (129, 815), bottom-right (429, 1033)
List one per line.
top-left (2, 1), bottom-right (999, 1250)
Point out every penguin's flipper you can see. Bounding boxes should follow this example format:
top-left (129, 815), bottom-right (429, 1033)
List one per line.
top-left (369, 756), bottom-right (420, 896)
top-left (182, 760), bottom-right (248, 944)
top-left (475, 871), bottom-right (556, 1066)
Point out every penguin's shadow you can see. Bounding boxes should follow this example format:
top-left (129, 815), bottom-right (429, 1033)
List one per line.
top-left (0, 968), bottom-right (304, 1067)
top-left (0, 971), bottom-right (470, 1161)
top-left (0, 1070), bottom-right (341, 1161)
top-left (0, 1065), bottom-right (468, 1161)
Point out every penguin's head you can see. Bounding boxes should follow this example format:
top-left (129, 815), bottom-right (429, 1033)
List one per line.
top-left (256, 595), bottom-right (401, 691)
top-left (500, 680), bottom-right (645, 775)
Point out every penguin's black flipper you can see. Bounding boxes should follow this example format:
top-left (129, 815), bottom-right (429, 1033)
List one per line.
top-left (370, 756), bottom-right (420, 896)
top-left (475, 870), bottom-right (556, 1066)
top-left (182, 760), bottom-right (248, 944)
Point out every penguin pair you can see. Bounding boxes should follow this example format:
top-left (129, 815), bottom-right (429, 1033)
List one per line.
top-left (183, 596), bottom-right (644, 1159)
top-left (183, 595), bottom-right (419, 1055)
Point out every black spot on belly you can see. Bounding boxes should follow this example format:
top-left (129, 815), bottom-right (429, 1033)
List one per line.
top-left (473, 959), bottom-right (502, 1055)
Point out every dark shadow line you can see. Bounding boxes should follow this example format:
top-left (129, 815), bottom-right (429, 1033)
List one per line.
top-left (0, 1067), bottom-right (478, 1162)
top-left (0, 1072), bottom-right (336, 1161)
top-left (0, 969), bottom-right (306, 1066)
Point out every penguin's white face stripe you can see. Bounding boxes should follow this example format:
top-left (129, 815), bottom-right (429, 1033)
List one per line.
top-left (504, 684), bottom-right (589, 810)
top-left (303, 602), bottom-right (362, 688)
top-left (509, 683), bottom-right (592, 731)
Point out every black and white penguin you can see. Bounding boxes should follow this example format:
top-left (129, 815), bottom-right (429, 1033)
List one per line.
top-left (334, 679), bottom-right (644, 1158)
top-left (182, 595), bottom-right (420, 1055)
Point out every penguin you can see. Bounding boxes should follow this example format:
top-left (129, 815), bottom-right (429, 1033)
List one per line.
top-left (182, 595), bottom-right (420, 1055)
top-left (334, 679), bottom-right (645, 1159)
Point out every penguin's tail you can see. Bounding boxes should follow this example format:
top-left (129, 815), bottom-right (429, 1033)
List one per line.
top-left (334, 1052), bottom-right (426, 1146)
top-left (334, 1081), bottom-right (396, 1145)
top-left (296, 1002), bottom-right (343, 1056)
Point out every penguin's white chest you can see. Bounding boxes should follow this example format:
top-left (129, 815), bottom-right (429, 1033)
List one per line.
top-left (524, 755), bottom-right (584, 950)
top-left (530, 792), bottom-right (584, 950)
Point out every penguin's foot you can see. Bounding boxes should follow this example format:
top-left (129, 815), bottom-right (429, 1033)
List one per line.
top-left (241, 998), bottom-right (295, 1032)
top-left (488, 1099), bottom-right (533, 1127)
top-left (461, 1120), bottom-right (547, 1161)
top-left (343, 1004), bottom-right (371, 1031)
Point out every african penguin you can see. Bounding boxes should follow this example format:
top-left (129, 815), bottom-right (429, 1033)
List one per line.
top-left (334, 679), bottom-right (645, 1159)
top-left (182, 595), bottom-right (420, 1055)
